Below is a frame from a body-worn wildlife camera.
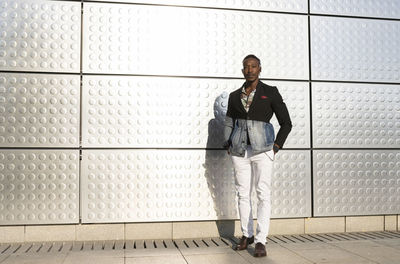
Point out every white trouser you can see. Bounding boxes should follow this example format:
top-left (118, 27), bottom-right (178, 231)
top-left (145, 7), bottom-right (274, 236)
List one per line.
top-left (231, 145), bottom-right (274, 245)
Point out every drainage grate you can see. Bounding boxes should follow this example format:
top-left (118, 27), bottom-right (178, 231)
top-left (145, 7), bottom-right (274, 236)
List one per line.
top-left (0, 231), bottom-right (399, 255)
top-left (268, 231), bottom-right (400, 244)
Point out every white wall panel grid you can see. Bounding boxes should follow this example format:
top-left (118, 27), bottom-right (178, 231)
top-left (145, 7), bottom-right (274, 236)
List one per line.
top-left (83, 3), bottom-right (309, 79)
top-left (81, 149), bottom-right (311, 223)
top-left (0, 73), bottom-right (80, 147)
top-left (311, 0), bottom-right (400, 19)
top-left (87, 0), bottom-right (308, 13)
top-left (311, 16), bottom-right (400, 83)
top-left (314, 150), bottom-right (400, 216)
top-left (0, 150), bottom-right (80, 225)
top-left (0, 0), bottom-right (81, 72)
top-left (268, 81), bottom-right (310, 148)
top-left (312, 82), bottom-right (400, 148)
top-left (82, 76), bottom-right (309, 148)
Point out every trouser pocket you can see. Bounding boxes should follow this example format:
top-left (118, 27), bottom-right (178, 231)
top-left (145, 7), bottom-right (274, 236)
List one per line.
top-left (264, 150), bottom-right (275, 161)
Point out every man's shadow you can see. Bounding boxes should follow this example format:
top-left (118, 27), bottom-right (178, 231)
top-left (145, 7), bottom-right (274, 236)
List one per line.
top-left (204, 92), bottom-right (237, 239)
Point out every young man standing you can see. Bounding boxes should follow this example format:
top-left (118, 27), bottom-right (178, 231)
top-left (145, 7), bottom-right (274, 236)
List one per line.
top-left (223, 54), bottom-right (292, 257)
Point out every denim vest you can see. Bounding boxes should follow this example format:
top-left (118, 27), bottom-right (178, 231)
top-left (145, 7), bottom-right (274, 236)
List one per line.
top-left (224, 117), bottom-right (275, 157)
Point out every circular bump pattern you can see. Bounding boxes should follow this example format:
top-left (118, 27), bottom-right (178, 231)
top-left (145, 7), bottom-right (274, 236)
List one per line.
top-left (311, 16), bottom-right (400, 82)
top-left (0, 73), bottom-right (80, 147)
top-left (268, 81), bottom-right (310, 148)
top-left (0, 150), bottom-right (79, 225)
top-left (83, 3), bottom-right (308, 79)
top-left (312, 82), bottom-right (400, 148)
top-left (314, 150), bottom-right (400, 216)
top-left (91, 0), bottom-right (307, 13)
top-left (81, 149), bottom-right (310, 223)
top-left (82, 76), bottom-right (242, 148)
top-left (0, 1), bottom-right (80, 72)
top-left (83, 77), bottom-right (310, 149)
top-left (311, 0), bottom-right (400, 19)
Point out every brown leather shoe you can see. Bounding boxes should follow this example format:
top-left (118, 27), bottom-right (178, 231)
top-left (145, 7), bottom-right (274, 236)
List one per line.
top-left (254, 242), bottom-right (267, 257)
top-left (234, 235), bottom-right (254, 250)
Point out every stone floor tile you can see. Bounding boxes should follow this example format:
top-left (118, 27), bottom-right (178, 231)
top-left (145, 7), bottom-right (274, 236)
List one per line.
top-left (279, 241), bottom-right (336, 250)
top-left (179, 246), bottom-right (235, 255)
top-left (237, 245), bottom-right (313, 264)
top-left (331, 240), bottom-right (400, 264)
top-left (125, 248), bottom-right (181, 257)
top-left (370, 238), bottom-right (400, 247)
top-left (125, 255), bottom-right (187, 264)
top-left (63, 255), bottom-right (124, 264)
top-left (0, 254), bottom-right (67, 264)
top-left (0, 255), bottom-right (10, 263)
top-left (67, 249), bottom-right (124, 258)
top-left (184, 253), bottom-right (249, 264)
top-left (291, 248), bottom-right (375, 264)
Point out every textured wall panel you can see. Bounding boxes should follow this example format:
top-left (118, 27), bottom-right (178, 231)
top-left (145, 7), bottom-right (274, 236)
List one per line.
top-left (311, 16), bottom-right (400, 82)
top-left (81, 150), bottom-right (311, 223)
top-left (312, 82), bottom-right (400, 148)
top-left (83, 4), bottom-right (309, 79)
top-left (271, 150), bottom-right (311, 217)
top-left (268, 81), bottom-right (310, 148)
top-left (0, 150), bottom-right (79, 225)
top-left (311, 0), bottom-right (400, 19)
top-left (82, 76), bottom-right (308, 148)
top-left (314, 150), bottom-right (400, 216)
top-left (90, 0), bottom-right (308, 13)
top-left (0, 73), bottom-right (80, 147)
top-left (0, 0), bottom-right (81, 72)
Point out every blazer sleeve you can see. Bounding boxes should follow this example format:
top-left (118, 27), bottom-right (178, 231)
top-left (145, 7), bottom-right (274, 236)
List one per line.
top-left (271, 87), bottom-right (292, 149)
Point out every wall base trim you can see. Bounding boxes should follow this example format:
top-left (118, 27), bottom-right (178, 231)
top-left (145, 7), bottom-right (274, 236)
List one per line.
top-left (0, 215), bottom-right (398, 243)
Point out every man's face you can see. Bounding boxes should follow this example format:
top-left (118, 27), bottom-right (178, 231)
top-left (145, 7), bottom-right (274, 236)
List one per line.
top-left (242, 58), bottom-right (261, 82)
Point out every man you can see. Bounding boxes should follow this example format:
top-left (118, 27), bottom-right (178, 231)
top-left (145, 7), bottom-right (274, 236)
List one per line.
top-left (223, 54), bottom-right (292, 257)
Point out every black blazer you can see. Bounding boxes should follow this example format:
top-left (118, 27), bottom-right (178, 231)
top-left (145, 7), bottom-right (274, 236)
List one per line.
top-left (226, 81), bottom-right (292, 148)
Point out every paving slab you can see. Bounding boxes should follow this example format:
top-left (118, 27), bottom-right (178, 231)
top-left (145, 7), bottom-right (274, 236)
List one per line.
top-left (125, 248), bottom-right (181, 257)
top-left (63, 255), bottom-right (124, 264)
top-left (66, 249), bottom-right (124, 258)
top-left (279, 241), bottom-right (337, 250)
top-left (237, 244), bottom-right (313, 264)
top-left (370, 238), bottom-right (400, 248)
top-left (289, 247), bottom-right (376, 264)
top-left (184, 252), bottom-right (249, 264)
top-left (0, 255), bottom-right (10, 263)
top-left (125, 255), bottom-right (187, 264)
top-left (331, 240), bottom-right (400, 264)
top-left (179, 246), bottom-right (235, 255)
top-left (0, 253), bottom-right (67, 264)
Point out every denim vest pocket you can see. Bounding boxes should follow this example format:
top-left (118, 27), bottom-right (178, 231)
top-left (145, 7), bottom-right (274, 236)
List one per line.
top-left (264, 122), bottom-right (275, 145)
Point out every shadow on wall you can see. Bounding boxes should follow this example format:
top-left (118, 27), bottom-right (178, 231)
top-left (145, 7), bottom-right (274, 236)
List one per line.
top-left (204, 92), bottom-right (237, 238)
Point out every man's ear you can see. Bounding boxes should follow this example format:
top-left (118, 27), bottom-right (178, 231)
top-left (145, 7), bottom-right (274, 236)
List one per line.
top-left (260, 67), bottom-right (262, 72)
top-left (241, 69), bottom-right (245, 74)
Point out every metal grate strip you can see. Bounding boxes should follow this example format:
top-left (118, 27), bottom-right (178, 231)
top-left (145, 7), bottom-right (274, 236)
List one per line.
top-left (125, 240), bottom-right (134, 250)
top-left (59, 242), bottom-right (73, 253)
top-left (163, 239), bottom-right (176, 249)
top-left (1, 232), bottom-right (399, 253)
top-left (93, 241), bottom-right (104, 250)
top-left (103, 241), bottom-right (114, 250)
top-left (114, 241), bottom-right (125, 250)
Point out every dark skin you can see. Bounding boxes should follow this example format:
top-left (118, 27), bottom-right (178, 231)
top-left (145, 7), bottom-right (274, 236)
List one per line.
top-left (242, 58), bottom-right (261, 95)
top-left (241, 57), bottom-right (279, 154)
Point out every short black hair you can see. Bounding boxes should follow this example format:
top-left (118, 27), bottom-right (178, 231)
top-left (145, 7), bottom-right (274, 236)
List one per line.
top-left (243, 54), bottom-right (261, 66)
